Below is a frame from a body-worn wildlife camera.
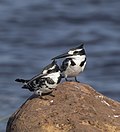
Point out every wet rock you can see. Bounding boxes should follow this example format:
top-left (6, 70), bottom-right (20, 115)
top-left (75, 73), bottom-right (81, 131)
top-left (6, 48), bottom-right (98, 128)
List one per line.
top-left (6, 82), bottom-right (120, 132)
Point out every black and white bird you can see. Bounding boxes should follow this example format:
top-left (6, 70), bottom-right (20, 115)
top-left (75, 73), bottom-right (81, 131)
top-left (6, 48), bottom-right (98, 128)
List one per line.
top-left (52, 43), bottom-right (86, 82)
top-left (15, 60), bottom-right (61, 97)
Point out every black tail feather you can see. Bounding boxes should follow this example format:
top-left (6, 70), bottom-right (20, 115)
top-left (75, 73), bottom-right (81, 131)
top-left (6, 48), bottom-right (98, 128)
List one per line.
top-left (22, 85), bottom-right (29, 89)
top-left (22, 85), bottom-right (34, 91)
top-left (15, 78), bottom-right (29, 83)
top-left (15, 78), bottom-right (34, 91)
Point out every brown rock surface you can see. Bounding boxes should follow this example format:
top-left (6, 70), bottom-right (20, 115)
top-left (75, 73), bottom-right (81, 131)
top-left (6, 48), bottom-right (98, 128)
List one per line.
top-left (6, 82), bottom-right (120, 132)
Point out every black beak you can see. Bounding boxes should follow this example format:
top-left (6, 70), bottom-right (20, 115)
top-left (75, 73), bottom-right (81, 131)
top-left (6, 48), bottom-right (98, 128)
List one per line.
top-left (51, 59), bottom-right (57, 64)
top-left (74, 43), bottom-right (84, 49)
top-left (52, 52), bottom-right (71, 60)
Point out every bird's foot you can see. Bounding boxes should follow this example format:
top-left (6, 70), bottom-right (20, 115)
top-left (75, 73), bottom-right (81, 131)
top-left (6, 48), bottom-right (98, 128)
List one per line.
top-left (39, 96), bottom-right (48, 100)
top-left (65, 78), bottom-right (74, 82)
top-left (65, 78), bottom-right (68, 81)
top-left (75, 77), bottom-right (80, 83)
top-left (49, 93), bottom-right (55, 97)
top-left (39, 95), bottom-right (44, 99)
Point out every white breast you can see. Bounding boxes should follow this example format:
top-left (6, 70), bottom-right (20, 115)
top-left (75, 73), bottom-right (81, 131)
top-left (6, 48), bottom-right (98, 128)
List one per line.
top-left (63, 55), bottom-right (86, 78)
top-left (44, 71), bottom-right (60, 88)
top-left (63, 65), bottom-right (82, 78)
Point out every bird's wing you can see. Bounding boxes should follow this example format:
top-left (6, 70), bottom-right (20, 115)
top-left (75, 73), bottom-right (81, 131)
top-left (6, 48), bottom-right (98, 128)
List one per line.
top-left (41, 63), bottom-right (52, 74)
top-left (61, 58), bottom-right (70, 71)
top-left (46, 77), bottom-right (55, 84)
top-left (27, 73), bottom-right (48, 84)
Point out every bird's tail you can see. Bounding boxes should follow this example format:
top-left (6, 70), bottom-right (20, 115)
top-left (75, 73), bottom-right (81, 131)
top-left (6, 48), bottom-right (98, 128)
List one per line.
top-left (15, 78), bottom-right (29, 84)
top-left (15, 78), bottom-right (33, 91)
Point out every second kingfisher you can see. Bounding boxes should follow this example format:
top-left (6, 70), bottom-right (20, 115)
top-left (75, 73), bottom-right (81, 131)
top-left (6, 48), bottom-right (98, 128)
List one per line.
top-left (52, 43), bottom-right (86, 82)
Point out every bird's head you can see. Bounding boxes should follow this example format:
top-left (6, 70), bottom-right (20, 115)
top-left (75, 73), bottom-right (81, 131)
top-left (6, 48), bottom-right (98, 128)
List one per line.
top-left (42, 60), bottom-right (60, 74)
top-left (51, 43), bottom-right (85, 60)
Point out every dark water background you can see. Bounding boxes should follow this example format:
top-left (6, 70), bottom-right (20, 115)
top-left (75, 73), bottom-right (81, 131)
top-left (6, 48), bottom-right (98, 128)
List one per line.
top-left (0, 0), bottom-right (120, 131)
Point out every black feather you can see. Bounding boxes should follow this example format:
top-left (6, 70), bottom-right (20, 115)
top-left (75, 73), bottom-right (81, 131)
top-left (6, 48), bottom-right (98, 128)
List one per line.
top-left (80, 58), bottom-right (86, 67)
top-left (15, 78), bottom-right (29, 83)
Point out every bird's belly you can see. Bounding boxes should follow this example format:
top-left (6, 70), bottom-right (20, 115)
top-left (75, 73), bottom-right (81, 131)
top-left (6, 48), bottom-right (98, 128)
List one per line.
top-left (63, 65), bottom-right (82, 78)
top-left (36, 83), bottom-right (56, 95)
top-left (46, 83), bottom-right (57, 89)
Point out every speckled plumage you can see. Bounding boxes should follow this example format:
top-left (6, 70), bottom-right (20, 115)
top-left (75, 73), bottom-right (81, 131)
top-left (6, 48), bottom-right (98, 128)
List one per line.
top-left (15, 60), bottom-right (61, 96)
top-left (52, 43), bottom-right (86, 82)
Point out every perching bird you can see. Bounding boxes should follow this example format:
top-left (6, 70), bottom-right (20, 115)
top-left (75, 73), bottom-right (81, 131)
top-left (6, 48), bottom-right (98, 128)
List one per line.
top-left (52, 43), bottom-right (86, 82)
top-left (15, 60), bottom-right (61, 97)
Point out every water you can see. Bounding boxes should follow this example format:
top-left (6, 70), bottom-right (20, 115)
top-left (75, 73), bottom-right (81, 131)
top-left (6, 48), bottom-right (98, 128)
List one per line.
top-left (0, 0), bottom-right (120, 131)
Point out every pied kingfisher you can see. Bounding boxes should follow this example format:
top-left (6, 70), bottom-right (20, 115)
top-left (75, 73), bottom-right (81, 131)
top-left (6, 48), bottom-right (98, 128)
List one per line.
top-left (52, 43), bottom-right (86, 82)
top-left (15, 60), bottom-right (61, 97)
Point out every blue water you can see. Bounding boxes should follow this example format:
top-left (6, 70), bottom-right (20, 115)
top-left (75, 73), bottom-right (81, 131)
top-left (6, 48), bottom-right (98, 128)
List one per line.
top-left (0, 0), bottom-right (120, 131)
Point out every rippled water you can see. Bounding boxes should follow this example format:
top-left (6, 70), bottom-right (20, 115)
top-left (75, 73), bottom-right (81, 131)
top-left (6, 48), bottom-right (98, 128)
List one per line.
top-left (0, 0), bottom-right (120, 131)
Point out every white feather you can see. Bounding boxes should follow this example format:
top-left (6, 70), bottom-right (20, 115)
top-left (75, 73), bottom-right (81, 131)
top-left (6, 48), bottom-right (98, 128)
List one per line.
top-left (63, 55), bottom-right (86, 78)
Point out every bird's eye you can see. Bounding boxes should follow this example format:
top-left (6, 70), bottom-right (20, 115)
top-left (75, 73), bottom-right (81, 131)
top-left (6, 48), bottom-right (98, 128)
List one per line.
top-left (37, 91), bottom-right (40, 94)
top-left (74, 51), bottom-right (79, 54)
top-left (47, 70), bottom-right (52, 74)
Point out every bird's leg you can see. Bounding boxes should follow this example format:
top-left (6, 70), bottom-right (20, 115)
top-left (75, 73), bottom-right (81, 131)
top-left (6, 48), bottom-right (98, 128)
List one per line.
top-left (49, 93), bottom-right (55, 97)
top-left (35, 90), bottom-right (43, 99)
top-left (39, 96), bottom-right (43, 99)
top-left (65, 77), bottom-right (74, 82)
top-left (65, 77), bottom-right (68, 81)
top-left (75, 77), bottom-right (79, 82)
top-left (39, 92), bottom-right (44, 99)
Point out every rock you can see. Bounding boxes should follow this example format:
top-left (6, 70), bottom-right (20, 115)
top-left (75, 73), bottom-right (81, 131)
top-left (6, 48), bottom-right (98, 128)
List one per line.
top-left (6, 82), bottom-right (120, 132)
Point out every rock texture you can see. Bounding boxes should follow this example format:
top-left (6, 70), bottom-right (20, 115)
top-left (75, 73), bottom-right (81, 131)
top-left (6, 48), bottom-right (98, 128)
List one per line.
top-left (6, 82), bottom-right (120, 132)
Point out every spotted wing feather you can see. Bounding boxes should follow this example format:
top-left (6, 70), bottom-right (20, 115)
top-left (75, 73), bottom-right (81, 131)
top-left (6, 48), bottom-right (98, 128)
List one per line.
top-left (61, 58), bottom-right (69, 72)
